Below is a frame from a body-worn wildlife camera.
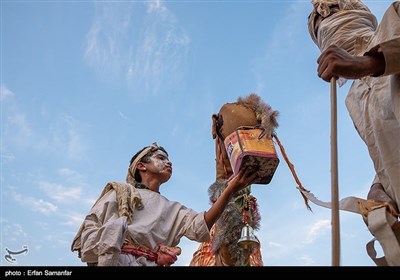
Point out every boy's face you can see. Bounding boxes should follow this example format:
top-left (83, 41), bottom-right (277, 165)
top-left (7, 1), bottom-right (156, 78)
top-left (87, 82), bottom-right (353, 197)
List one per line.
top-left (146, 150), bottom-right (172, 182)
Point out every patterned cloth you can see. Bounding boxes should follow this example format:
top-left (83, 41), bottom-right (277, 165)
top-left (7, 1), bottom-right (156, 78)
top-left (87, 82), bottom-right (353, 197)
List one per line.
top-left (189, 226), bottom-right (263, 266)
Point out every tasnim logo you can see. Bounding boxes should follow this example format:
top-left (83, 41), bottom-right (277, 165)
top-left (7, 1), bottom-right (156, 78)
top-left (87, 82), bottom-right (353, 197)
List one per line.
top-left (4, 245), bottom-right (29, 264)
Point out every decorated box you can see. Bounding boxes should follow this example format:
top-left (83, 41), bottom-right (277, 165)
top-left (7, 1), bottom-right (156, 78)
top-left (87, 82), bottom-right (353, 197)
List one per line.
top-left (224, 128), bottom-right (279, 184)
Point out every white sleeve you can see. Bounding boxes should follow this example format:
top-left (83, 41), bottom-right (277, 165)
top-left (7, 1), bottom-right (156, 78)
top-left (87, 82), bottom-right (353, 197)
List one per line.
top-left (79, 191), bottom-right (128, 265)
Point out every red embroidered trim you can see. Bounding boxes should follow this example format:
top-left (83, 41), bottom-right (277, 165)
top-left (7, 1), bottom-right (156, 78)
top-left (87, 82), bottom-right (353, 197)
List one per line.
top-left (121, 243), bottom-right (158, 262)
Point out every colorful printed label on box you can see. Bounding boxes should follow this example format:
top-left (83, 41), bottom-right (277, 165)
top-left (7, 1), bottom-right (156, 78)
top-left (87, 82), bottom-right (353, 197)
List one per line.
top-left (224, 128), bottom-right (279, 184)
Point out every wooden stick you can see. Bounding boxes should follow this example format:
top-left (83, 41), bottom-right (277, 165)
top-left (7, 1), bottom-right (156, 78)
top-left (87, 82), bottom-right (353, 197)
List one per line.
top-left (330, 77), bottom-right (340, 266)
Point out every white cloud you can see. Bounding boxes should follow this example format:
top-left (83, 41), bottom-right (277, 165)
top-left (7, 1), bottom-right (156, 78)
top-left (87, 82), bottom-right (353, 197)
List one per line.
top-left (50, 114), bottom-right (87, 160)
top-left (38, 181), bottom-right (82, 203)
top-left (263, 2), bottom-right (309, 64)
top-left (85, 1), bottom-right (189, 96)
top-left (268, 241), bottom-right (284, 248)
top-left (3, 98), bottom-right (86, 161)
top-left (146, 0), bottom-right (165, 14)
top-left (58, 168), bottom-right (82, 179)
top-left (1, 84), bottom-right (14, 100)
top-left (304, 219), bottom-right (330, 244)
top-left (34, 245), bottom-right (42, 252)
top-left (1, 146), bottom-right (15, 164)
top-left (63, 115), bottom-right (86, 160)
top-left (130, 12), bottom-right (190, 95)
top-left (118, 111), bottom-right (129, 120)
top-left (10, 190), bottom-right (58, 216)
top-left (84, 1), bottom-right (136, 78)
top-left (297, 254), bottom-right (316, 266)
top-left (61, 212), bottom-right (86, 229)
top-left (7, 112), bottom-right (32, 141)
top-left (2, 220), bottom-right (28, 241)
top-left (2, 86), bottom-right (33, 146)
top-left (45, 234), bottom-right (70, 247)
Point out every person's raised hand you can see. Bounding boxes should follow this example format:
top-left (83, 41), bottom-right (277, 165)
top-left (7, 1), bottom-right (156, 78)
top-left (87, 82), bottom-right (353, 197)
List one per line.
top-left (317, 45), bottom-right (384, 82)
top-left (227, 166), bottom-right (258, 194)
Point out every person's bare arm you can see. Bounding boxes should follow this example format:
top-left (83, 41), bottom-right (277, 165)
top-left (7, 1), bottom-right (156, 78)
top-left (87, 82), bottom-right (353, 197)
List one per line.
top-left (317, 45), bottom-right (385, 82)
top-left (204, 167), bottom-right (258, 229)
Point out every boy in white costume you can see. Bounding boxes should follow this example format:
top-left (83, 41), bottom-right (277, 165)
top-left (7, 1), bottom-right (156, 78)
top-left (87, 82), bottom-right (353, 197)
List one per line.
top-left (71, 143), bottom-right (257, 266)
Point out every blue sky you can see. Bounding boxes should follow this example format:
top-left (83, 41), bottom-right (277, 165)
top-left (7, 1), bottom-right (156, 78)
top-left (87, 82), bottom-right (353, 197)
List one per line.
top-left (1, 0), bottom-right (391, 266)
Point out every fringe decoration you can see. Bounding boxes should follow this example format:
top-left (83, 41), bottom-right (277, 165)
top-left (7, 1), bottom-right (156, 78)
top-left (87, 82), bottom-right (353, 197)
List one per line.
top-left (71, 182), bottom-right (143, 257)
top-left (237, 93), bottom-right (279, 137)
top-left (208, 179), bottom-right (261, 266)
top-left (99, 182), bottom-right (144, 224)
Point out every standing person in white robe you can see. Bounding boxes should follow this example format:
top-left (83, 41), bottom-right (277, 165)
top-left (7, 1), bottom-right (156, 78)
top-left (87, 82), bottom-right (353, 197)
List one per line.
top-left (71, 142), bottom-right (258, 266)
top-left (308, 0), bottom-right (400, 216)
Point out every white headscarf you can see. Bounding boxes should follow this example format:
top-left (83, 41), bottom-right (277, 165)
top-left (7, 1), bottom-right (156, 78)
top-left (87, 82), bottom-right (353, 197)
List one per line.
top-left (308, 0), bottom-right (378, 86)
top-left (126, 142), bottom-right (160, 186)
top-left (308, 0), bottom-right (378, 53)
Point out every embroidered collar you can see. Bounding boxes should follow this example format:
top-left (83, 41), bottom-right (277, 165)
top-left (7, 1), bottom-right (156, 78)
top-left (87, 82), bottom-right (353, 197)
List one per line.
top-left (135, 183), bottom-right (160, 194)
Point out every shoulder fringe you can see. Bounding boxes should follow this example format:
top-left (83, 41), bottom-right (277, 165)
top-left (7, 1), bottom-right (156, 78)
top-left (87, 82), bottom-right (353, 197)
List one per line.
top-left (99, 182), bottom-right (144, 223)
top-left (70, 182), bottom-right (143, 257)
